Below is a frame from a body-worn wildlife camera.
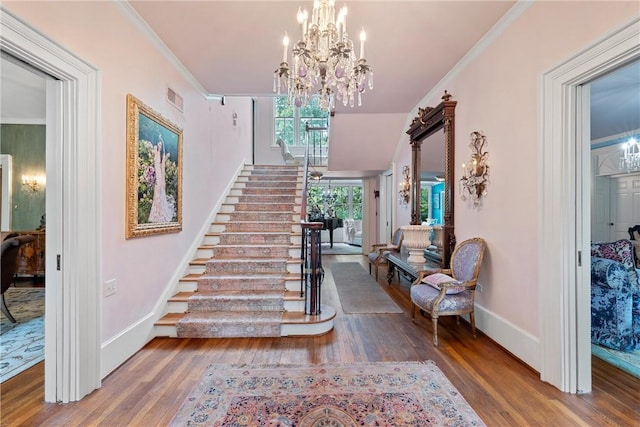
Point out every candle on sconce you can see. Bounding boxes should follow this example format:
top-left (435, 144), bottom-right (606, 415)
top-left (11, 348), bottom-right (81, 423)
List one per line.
top-left (282, 32), bottom-right (289, 63)
top-left (359, 28), bottom-right (366, 59)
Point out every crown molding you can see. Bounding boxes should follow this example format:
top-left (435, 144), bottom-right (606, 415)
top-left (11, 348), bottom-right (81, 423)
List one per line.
top-left (114, 1), bottom-right (210, 98)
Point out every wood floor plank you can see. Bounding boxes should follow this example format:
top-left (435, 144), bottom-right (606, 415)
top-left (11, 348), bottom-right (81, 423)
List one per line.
top-left (1, 254), bottom-right (639, 426)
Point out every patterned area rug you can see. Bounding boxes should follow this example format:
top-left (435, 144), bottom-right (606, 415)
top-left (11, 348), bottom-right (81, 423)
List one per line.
top-left (0, 288), bottom-right (45, 382)
top-left (592, 343), bottom-right (640, 378)
top-left (171, 361), bottom-right (486, 426)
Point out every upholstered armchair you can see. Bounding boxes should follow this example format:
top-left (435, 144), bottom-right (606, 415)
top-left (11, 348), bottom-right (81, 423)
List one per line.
top-left (1, 234), bottom-right (36, 323)
top-left (275, 138), bottom-right (300, 165)
top-left (367, 228), bottom-right (403, 279)
top-left (410, 237), bottom-right (486, 346)
top-left (628, 225), bottom-right (640, 268)
top-left (591, 239), bottom-right (640, 351)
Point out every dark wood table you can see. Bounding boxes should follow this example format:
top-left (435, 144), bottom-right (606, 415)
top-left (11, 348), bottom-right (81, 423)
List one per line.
top-left (385, 249), bottom-right (439, 285)
top-left (309, 217), bottom-right (343, 248)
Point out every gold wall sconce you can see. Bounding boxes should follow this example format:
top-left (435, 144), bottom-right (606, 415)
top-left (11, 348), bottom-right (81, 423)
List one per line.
top-left (459, 131), bottom-right (489, 206)
top-left (398, 165), bottom-right (411, 205)
top-left (22, 174), bottom-right (45, 194)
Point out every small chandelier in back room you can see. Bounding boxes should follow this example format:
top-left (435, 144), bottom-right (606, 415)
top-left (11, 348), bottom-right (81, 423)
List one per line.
top-left (620, 137), bottom-right (640, 172)
top-left (274, 0), bottom-right (373, 111)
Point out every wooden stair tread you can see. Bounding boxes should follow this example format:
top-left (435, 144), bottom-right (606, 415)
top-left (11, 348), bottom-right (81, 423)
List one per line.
top-left (168, 291), bottom-right (195, 302)
top-left (156, 313), bottom-right (183, 326)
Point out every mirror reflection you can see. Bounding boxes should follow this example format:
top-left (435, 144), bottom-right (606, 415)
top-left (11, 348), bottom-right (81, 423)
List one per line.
top-left (419, 130), bottom-right (446, 226)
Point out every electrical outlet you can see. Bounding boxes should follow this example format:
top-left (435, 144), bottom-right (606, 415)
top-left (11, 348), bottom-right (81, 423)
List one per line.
top-left (105, 279), bottom-right (116, 297)
top-left (476, 283), bottom-right (483, 293)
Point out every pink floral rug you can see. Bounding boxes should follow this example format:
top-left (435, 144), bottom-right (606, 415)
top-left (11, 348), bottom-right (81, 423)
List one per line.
top-left (171, 361), bottom-right (485, 426)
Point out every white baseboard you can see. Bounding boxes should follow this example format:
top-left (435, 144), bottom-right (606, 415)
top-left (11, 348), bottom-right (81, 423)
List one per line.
top-left (473, 304), bottom-right (541, 372)
top-left (101, 312), bottom-right (155, 378)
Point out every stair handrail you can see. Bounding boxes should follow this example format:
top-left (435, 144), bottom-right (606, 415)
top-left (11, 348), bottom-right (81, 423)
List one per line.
top-left (300, 122), bottom-right (324, 315)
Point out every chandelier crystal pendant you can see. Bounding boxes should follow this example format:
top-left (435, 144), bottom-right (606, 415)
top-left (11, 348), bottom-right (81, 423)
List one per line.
top-left (273, 0), bottom-right (374, 111)
top-left (619, 137), bottom-right (640, 173)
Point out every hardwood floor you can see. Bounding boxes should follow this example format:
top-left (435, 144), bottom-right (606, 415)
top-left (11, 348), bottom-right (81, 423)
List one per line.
top-left (2, 254), bottom-right (639, 426)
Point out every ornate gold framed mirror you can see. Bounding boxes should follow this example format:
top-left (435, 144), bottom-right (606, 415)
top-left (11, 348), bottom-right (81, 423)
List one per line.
top-left (406, 91), bottom-right (457, 267)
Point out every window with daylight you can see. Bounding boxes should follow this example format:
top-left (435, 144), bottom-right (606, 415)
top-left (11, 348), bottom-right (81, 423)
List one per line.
top-left (274, 96), bottom-right (329, 147)
top-left (420, 186), bottom-right (431, 223)
top-left (307, 182), bottom-right (362, 220)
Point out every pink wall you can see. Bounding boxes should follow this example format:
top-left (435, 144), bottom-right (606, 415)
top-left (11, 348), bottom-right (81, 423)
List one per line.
top-left (329, 113), bottom-right (407, 172)
top-left (397, 2), bottom-right (638, 341)
top-left (4, 0), bottom-right (638, 369)
top-left (4, 1), bottom-right (253, 341)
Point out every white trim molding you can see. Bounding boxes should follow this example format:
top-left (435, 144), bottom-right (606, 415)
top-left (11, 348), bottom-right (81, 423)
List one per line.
top-left (0, 154), bottom-right (12, 231)
top-left (1, 7), bottom-right (102, 403)
top-left (540, 17), bottom-right (640, 393)
top-left (114, 1), bottom-right (209, 98)
top-left (474, 304), bottom-right (540, 371)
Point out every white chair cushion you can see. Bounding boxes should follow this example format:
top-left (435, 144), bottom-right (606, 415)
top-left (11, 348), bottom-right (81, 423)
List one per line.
top-left (422, 272), bottom-right (466, 294)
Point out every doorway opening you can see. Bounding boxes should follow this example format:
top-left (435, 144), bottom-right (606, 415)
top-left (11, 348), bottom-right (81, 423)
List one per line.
top-left (540, 18), bottom-right (639, 393)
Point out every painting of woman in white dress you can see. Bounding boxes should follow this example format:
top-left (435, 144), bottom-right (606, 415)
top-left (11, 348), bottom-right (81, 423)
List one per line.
top-left (147, 134), bottom-right (174, 223)
top-left (126, 94), bottom-right (182, 238)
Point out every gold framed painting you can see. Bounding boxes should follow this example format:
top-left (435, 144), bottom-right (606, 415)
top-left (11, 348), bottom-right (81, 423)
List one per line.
top-left (126, 94), bottom-right (183, 238)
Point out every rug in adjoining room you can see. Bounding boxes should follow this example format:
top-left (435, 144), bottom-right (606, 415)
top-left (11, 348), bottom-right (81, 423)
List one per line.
top-left (171, 361), bottom-right (486, 426)
top-left (0, 288), bottom-right (45, 383)
top-left (592, 343), bottom-right (640, 378)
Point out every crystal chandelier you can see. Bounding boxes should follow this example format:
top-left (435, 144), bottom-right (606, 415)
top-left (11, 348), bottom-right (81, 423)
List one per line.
top-left (273, 0), bottom-right (373, 111)
top-left (619, 137), bottom-right (640, 172)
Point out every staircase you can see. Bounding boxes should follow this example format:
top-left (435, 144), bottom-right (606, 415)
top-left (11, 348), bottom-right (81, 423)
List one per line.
top-left (155, 164), bottom-right (335, 338)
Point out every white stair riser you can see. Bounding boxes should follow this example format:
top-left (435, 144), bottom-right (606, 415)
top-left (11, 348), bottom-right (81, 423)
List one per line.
top-left (210, 223), bottom-right (226, 233)
top-left (188, 265), bottom-right (205, 275)
top-left (284, 299), bottom-right (305, 312)
top-left (215, 213), bottom-right (231, 222)
top-left (178, 281), bottom-right (198, 292)
top-left (154, 325), bottom-right (178, 338)
top-left (203, 235), bottom-right (220, 245)
top-left (196, 247), bottom-right (214, 258)
top-left (281, 319), bottom-right (335, 336)
top-left (285, 280), bottom-right (300, 292)
top-left (287, 263), bottom-right (302, 274)
top-left (168, 301), bottom-right (188, 313)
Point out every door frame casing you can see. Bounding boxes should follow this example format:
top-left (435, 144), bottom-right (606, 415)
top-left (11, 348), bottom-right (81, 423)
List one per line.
top-left (540, 17), bottom-right (640, 393)
top-left (1, 8), bottom-right (102, 402)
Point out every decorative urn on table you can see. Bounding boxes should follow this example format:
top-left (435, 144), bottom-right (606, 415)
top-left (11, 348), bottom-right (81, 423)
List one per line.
top-left (401, 225), bottom-right (433, 263)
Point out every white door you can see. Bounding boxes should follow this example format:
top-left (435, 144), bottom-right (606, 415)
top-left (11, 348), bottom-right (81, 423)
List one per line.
top-left (611, 174), bottom-right (640, 240)
top-left (591, 174), bottom-right (612, 242)
top-left (385, 172), bottom-right (393, 239)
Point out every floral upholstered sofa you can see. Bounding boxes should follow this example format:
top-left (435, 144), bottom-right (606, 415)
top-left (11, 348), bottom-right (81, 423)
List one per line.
top-left (591, 239), bottom-right (640, 351)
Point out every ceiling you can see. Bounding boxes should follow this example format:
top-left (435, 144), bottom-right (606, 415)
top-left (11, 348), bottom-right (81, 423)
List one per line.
top-left (1, 1), bottom-right (639, 176)
top-left (128, 1), bottom-right (516, 115)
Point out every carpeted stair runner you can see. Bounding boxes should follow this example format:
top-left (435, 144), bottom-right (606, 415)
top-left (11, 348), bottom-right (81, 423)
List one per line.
top-left (176, 165), bottom-right (300, 338)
